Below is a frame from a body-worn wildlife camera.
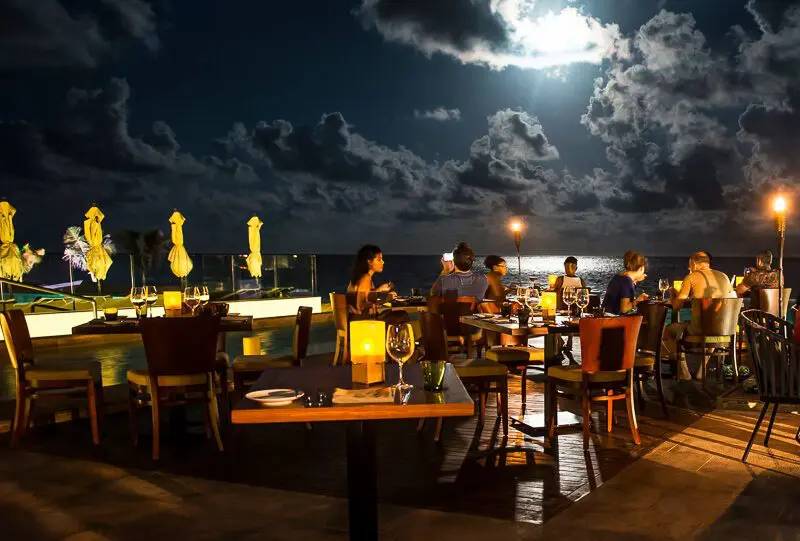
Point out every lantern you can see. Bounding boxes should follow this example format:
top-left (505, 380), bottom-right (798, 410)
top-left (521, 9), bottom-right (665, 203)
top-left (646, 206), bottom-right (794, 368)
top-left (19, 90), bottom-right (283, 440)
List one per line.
top-left (164, 291), bottom-right (182, 317)
top-left (541, 291), bottom-right (557, 321)
top-left (350, 320), bottom-right (386, 384)
top-left (243, 336), bottom-right (263, 356)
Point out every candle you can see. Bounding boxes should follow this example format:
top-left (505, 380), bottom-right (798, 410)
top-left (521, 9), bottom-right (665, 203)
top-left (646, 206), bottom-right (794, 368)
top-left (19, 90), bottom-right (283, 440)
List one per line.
top-left (164, 291), bottom-right (182, 317)
top-left (548, 275), bottom-right (558, 290)
top-left (673, 280), bottom-right (683, 292)
top-left (243, 336), bottom-right (262, 356)
top-left (541, 291), bottom-right (557, 321)
top-left (735, 276), bottom-right (744, 286)
top-left (350, 320), bottom-right (386, 384)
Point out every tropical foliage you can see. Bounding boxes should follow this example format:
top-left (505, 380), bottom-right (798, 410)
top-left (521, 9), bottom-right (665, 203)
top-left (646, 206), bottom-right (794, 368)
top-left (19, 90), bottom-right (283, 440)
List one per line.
top-left (21, 244), bottom-right (45, 274)
top-left (115, 229), bottom-right (168, 285)
top-left (62, 226), bottom-right (116, 281)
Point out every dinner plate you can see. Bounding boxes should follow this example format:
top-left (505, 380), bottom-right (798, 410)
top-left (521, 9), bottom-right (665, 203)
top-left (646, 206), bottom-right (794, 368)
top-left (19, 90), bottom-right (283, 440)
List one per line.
top-left (246, 389), bottom-right (305, 407)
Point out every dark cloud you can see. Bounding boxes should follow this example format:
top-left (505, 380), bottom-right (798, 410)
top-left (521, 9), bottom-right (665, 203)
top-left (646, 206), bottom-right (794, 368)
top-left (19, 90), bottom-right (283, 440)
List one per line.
top-left (413, 107), bottom-right (462, 121)
top-left (746, 0), bottom-right (800, 33)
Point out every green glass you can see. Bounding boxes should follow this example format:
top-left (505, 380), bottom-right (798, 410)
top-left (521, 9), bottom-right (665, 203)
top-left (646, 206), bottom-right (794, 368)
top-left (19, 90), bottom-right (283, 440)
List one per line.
top-left (420, 360), bottom-right (446, 391)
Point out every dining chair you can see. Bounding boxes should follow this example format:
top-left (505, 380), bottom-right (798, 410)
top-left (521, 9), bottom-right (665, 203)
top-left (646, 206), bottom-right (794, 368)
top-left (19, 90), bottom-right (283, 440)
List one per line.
top-left (416, 311), bottom-right (508, 440)
top-left (0, 310), bottom-right (104, 447)
top-left (678, 298), bottom-right (743, 391)
top-left (633, 302), bottom-right (670, 418)
top-left (738, 289), bottom-right (792, 360)
top-left (427, 296), bottom-right (483, 358)
top-left (129, 316), bottom-right (223, 460)
top-left (330, 293), bottom-right (349, 365)
top-left (547, 315), bottom-right (643, 450)
top-left (231, 306), bottom-right (313, 398)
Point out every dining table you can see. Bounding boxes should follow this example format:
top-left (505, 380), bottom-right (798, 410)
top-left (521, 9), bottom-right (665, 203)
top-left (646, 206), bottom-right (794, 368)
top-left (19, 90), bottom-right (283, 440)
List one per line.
top-left (459, 313), bottom-right (581, 434)
top-left (71, 314), bottom-right (254, 335)
top-left (231, 363), bottom-right (474, 541)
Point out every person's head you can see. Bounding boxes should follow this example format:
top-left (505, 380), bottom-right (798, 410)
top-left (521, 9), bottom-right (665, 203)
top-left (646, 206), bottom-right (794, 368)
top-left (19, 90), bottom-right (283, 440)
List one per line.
top-left (623, 251), bottom-right (647, 280)
top-left (756, 250), bottom-right (773, 269)
top-left (484, 255), bottom-right (507, 277)
top-left (564, 256), bottom-right (578, 276)
top-left (350, 244), bottom-right (384, 285)
top-left (688, 251), bottom-right (711, 272)
top-left (453, 242), bottom-right (475, 272)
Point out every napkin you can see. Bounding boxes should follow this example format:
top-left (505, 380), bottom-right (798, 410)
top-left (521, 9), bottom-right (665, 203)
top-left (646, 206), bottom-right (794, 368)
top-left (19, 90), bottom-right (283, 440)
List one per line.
top-left (332, 387), bottom-right (395, 404)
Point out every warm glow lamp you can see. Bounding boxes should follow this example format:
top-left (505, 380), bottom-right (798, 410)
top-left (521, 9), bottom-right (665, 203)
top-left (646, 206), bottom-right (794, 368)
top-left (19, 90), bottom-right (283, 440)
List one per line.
top-left (541, 291), bottom-right (557, 320)
top-left (673, 280), bottom-right (683, 292)
top-left (350, 320), bottom-right (386, 384)
top-left (735, 276), bottom-right (744, 287)
top-left (772, 194), bottom-right (788, 318)
top-left (243, 336), bottom-right (263, 356)
top-left (164, 291), bottom-right (182, 317)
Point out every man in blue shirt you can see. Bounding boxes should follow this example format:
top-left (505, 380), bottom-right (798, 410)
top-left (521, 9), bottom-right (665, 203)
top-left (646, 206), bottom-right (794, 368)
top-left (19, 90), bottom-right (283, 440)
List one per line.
top-left (430, 242), bottom-right (488, 299)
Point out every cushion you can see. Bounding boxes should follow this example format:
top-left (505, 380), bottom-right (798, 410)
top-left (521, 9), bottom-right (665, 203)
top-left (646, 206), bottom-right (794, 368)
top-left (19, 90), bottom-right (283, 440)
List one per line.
top-left (635, 352), bottom-right (656, 367)
top-left (451, 358), bottom-right (507, 378)
top-left (127, 369), bottom-right (208, 387)
top-left (447, 331), bottom-right (483, 344)
top-left (547, 365), bottom-right (626, 383)
top-left (232, 355), bottom-right (295, 372)
top-left (24, 360), bottom-right (101, 383)
top-left (682, 335), bottom-right (734, 344)
top-left (486, 346), bottom-right (544, 363)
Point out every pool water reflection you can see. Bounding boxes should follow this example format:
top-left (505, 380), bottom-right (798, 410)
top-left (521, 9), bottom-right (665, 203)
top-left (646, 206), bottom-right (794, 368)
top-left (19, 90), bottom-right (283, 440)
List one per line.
top-left (0, 323), bottom-right (336, 401)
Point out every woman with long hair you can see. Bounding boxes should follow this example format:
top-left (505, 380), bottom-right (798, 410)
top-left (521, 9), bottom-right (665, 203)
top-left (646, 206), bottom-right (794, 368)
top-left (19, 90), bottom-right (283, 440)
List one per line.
top-left (347, 245), bottom-right (394, 314)
top-left (601, 250), bottom-right (649, 314)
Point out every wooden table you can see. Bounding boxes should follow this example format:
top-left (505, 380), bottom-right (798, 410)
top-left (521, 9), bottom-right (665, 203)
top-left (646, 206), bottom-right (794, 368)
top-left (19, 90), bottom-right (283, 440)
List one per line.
top-left (460, 314), bottom-right (581, 433)
top-left (232, 364), bottom-right (473, 540)
top-left (72, 315), bottom-right (253, 334)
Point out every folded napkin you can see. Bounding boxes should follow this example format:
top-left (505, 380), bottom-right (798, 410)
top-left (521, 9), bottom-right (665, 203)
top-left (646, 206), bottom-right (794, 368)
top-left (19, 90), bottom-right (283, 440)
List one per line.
top-left (332, 387), bottom-right (395, 404)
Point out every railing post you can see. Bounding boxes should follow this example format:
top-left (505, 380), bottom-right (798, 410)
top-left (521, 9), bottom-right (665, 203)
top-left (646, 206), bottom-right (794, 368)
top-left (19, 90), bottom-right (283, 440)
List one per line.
top-left (230, 255), bottom-right (236, 292)
top-left (129, 254), bottom-right (135, 288)
top-left (311, 254), bottom-right (318, 295)
top-left (273, 255), bottom-right (279, 289)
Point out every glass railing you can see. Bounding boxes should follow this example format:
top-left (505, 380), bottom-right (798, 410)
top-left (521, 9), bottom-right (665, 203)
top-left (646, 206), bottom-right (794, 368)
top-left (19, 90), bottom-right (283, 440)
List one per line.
top-left (0, 252), bottom-right (318, 313)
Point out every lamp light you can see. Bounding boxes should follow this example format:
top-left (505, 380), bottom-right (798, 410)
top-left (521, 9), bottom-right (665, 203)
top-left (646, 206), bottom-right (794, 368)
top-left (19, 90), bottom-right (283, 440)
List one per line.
top-left (164, 291), bottom-right (182, 317)
top-left (541, 291), bottom-right (557, 321)
top-left (350, 320), bottom-right (386, 384)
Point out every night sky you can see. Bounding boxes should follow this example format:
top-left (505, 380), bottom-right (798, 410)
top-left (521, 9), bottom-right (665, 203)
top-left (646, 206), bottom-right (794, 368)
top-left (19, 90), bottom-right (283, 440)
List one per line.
top-left (2, 0), bottom-right (800, 255)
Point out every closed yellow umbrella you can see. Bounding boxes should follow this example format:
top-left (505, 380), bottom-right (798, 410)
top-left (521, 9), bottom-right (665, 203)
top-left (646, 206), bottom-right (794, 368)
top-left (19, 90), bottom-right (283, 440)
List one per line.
top-left (245, 215), bottom-right (263, 278)
top-left (167, 210), bottom-right (193, 278)
top-left (0, 201), bottom-right (23, 281)
top-left (84, 206), bottom-right (112, 281)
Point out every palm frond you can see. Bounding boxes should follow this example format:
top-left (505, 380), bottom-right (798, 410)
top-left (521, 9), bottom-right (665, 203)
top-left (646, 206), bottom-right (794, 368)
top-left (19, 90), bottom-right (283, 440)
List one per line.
top-left (21, 244), bottom-right (45, 274)
top-left (62, 226), bottom-right (89, 271)
top-left (102, 234), bottom-right (117, 255)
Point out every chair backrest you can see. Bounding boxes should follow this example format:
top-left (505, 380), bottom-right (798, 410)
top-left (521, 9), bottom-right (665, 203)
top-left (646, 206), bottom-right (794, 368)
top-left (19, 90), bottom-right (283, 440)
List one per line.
top-left (0, 310), bottom-right (34, 376)
top-left (419, 312), bottom-right (450, 361)
top-left (636, 302), bottom-right (669, 354)
top-left (688, 298), bottom-right (744, 336)
top-left (741, 310), bottom-right (800, 401)
top-left (579, 315), bottom-right (642, 373)
top-left (754, 288), bottom-right (792, 317)
top-left (292, 306), bottom-right (313, 362)
top-left (478, 301), bottom-right (501, 314)
top-left (140, 316), bottom-right (221, 377)
top-left (330, 293), bottom-right (348, 332)
top-left (378, 310), bottom-right (411, 326)
top-left (427, 296), bottom-right (477, 336)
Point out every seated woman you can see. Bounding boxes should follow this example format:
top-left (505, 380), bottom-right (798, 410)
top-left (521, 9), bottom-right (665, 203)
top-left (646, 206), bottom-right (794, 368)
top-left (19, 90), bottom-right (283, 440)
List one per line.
top-left (601, 251), bottom-right (649, 315)
top-left (347, 245), bottom-right (394, 315)
top-left (483, 255), bottom-right (515, 302)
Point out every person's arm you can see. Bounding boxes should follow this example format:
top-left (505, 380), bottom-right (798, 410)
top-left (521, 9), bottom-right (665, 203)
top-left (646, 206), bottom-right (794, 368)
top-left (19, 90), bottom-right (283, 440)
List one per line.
top-left (430, 275), bottom-right (443, 296)
top-left (355, 275), bottom-right (372, 314)
top-left (671, 275), bottom-right (692, 312)
top-left (553, 276), bottom-right (564, 292)
top-left (486, 274), bottom-right (504, 301)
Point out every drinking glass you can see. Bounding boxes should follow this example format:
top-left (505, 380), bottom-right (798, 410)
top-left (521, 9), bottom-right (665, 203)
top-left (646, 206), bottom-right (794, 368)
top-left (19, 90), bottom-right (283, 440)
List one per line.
top-left (198, 285), bottom-right (210, 308)
top-left (527, 287), bottom-right (540, 311)
top-left (130, 287), bottom-right (146, 318)
top-left (576, 288), bottom-right (590, 317)
top-left (563, 286), bottom-right (576, 316)
top-left (183, 286), bottom-right (200, 316)
top-left (386, 323), bottom-right (415, 390)
top-left (658, 278), bottom-right (669, 301)
top-left (145, 286), bottom-right (158, 313)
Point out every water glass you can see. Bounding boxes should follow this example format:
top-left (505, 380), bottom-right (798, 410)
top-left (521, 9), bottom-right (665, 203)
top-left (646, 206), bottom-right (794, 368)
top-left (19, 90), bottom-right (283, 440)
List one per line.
top-left (658, 278), bottom-right (669, 301)
top-left (420, 360), bottom-right (446, 391)
top-left (183, 287), bottom-right (200, 316)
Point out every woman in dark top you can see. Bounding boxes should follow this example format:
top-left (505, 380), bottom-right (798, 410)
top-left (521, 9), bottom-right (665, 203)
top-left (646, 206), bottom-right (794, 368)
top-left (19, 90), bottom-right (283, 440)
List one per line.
top-left (602, 251), bottom-right (649, 314)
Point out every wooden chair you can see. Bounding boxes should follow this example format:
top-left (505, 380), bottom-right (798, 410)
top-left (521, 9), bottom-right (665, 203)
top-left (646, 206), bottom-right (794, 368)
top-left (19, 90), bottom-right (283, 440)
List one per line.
top-left (417, 311), bottom-right (508, 441)
top-left (678, 298), bottom-right (743, 391)
top-left (547, 315), bottom-right (643, 450)
top-left (330, 293), bottom-right (349, 365)
top-left (751, 288), bottom-right (792, 317)
top-left (740, 310), bottom-right (800, 461)
top-left (633, 302), bottom-right (669, 418)
top-left (0, 310), bottom-right (104, 447)
top-left (128, 316), bottom-right (223, 460)
top-left (232, 306), bottom-right (313, 398)
top-left (427, 296), bottom-right (482, 358)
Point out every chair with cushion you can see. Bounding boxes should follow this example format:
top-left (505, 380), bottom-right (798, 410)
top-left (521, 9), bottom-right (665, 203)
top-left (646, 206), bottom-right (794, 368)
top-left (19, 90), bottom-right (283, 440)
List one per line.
top-left (740, 309), bottom-right (800, 461)
top-left (1, 310), bottom-right (104, 447)
top-left (232, 306), bottom-right (313, 398)
top-left (678, 298), bottom-right (744, 391)
top-left (427, 296), bottom-right (483, 358)
top-left (330, 293), bottom-right (349, 365)
top-left (417, 311), bottom-right (508, 440)
top-left (128, 316), bottom-right (223, 460)
top-left (633, 302), bottom-right (669, 418)
top-left (547, 315), bottom-right (643, 450)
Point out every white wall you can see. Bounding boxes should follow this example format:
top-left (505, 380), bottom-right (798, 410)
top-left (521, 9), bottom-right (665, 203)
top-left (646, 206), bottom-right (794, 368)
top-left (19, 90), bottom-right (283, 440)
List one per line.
top-left (0, 297), bottom-right (322, 340)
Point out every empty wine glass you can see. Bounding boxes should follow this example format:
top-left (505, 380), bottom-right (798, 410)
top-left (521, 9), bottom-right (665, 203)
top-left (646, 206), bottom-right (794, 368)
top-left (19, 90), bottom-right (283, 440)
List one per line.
top-left (576, 288), bottom-right (590, 318)
top-left (130, 287), bottom-right (146, 318)
top-left (183, 286), bottom-right (200, 316)
top-left (527, 287), bottom-right (541, 311)
top-left (658, 278), bottom-right (669, 301)
top-left (386, 323), bottom-right (415, 391)
top-left (198, 285), bottom-right (210, 308)
top-left (563, 286), bottom-right (577, 316)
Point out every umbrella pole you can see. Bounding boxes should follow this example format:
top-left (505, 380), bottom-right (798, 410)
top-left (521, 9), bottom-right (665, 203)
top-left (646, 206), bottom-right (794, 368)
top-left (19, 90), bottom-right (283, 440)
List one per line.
top-left (69, 266), bottom-right (76, 310)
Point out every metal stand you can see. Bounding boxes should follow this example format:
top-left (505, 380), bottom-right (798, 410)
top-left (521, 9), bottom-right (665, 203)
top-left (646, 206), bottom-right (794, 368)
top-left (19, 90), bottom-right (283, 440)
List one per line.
top-left (776, 213), bottom-right (786, 319)
top-left (346, 421), bottom-right (378, 540)
top-left (514, 230), bottom-right (522, 282)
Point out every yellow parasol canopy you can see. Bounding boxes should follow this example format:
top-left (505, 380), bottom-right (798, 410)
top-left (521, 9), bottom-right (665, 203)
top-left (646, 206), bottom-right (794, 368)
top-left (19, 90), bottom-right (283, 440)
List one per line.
top-left (0, 201), bottom-right (23, 281)
top-left (167, 210), bottom-right (193, 278)
top-left (84, 206), bottom-right (112, 281)
top-left (245, 215), bottom-right (263, 279)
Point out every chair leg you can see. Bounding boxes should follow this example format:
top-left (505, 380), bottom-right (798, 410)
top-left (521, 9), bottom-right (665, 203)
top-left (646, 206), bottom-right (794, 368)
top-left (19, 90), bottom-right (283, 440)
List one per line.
top-left (500, 378), bottom-right (508, 437)
top-left (233, 373), bottom-right (245, 401)
top-left (10, 389), bottom-right (26, 448)
top-left (582, 389), bottom-right (591, 451)
top-left (208, 382), bottom-right (224, 452)
top-left (655, 360), bottom-right (669, 419)
top-left (333, 335), bottom-right (342, 366)
top-left (23, 397), bottom-right (34, 433)
top-left (434, 418), bottom-right (443, 442)
top-left (625, 388), bottom-right (641, 445)
top-left (607, 390), bottom-right (614, 433)
top-left (478, 387), bottom-right (487, 425)
top-left (743, 401), bottom-right (770, 462)
top-left (416, 419), bottom-right (425, 432)
top-left (763, 402), bottom-right (779, 447)
top-left (218, 367), bottom-right (230, 423)
top-left (730, 338), bottom-right (739, 385)
top-left (96, 383), bottom-right (107, 436)
top-left (128, 386), bottom-right (139, 447)
top-left (87, 380), bottom-right (100, 445)
top-left (520, 367), bottom-right (527, 410)
top-left (546, 379), bottom-right (557, 440)
top-left (151, 387), bottom-right (161, 460)
top-left (636, 376), bottom-right (646, 411)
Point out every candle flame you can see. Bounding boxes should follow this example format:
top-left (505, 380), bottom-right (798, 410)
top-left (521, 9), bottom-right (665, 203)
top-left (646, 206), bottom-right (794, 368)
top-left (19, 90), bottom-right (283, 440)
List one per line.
top-left (773, 195), bottom-right (787, 213)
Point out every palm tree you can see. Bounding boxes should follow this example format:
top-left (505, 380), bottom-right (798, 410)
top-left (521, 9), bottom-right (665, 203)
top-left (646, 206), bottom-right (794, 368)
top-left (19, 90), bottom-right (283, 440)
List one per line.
top-left (62, 226), bottom-right (115, 293)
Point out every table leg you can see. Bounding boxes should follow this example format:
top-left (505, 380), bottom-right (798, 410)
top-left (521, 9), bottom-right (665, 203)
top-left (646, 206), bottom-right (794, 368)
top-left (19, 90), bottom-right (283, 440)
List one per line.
top-left (346, 421), bottom-right (378, 540)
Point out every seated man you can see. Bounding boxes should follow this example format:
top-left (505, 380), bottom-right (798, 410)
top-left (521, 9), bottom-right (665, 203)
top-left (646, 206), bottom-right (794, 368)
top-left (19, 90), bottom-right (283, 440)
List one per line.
top-left (483, 255), bottom-right (515, 302)
top-left (553, 256), bottom-right (586, 308)
top-left (736, 249), bottom-right (781, 298)
top-left (431, 242), bottom-right (488, 299)
top-left (664, 251), bottom-right (734, 380)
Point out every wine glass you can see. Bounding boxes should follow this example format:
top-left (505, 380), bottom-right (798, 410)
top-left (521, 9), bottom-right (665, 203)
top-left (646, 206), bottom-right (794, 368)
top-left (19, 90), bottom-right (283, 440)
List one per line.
top-left (198, 285), bottom-right (210, 309)
top-left (386, 323), bottom-right (415, 391)
top-left (563, 286), bottom-right (576, 316)
top-left (576, 288), bottom-right (590, 318)
top-left (130, 287), bottom-right (146, 318)
top-left (145, 286), bottom-right (158, 315)
top-left (658, 278), bottom-right (669, 301)
top-left (527, 287), bottom-right (541, 311)
top-left (183, 286), bottom-right (200, 316)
